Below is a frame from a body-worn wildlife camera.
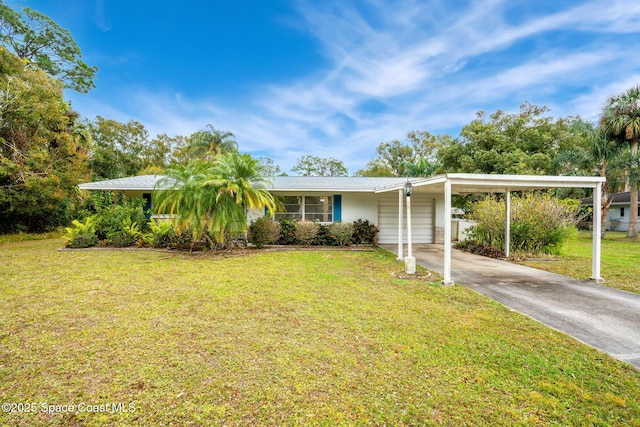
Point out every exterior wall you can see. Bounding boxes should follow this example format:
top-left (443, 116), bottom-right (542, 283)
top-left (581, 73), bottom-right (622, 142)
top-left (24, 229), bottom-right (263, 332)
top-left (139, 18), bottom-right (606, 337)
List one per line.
top-left (431, 192), bottom-right (445, 244)
top-left (121, 190), bottom-right (150, 200)
top-left (247, 207), bottom-right (264, 224)
top-left (452, 219), bottom-right (475, 241)
top-left (606, 203), bottom-right (632, 231)
top-left (434, 226), bottom-right (445, 244)
top-left (340, 193), bottom-right (378, 223)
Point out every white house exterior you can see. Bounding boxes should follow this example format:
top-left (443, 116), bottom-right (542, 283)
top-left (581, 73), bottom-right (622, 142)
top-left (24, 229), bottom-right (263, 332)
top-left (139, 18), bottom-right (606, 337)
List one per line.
top-left (79, 175), bottom-right (447, 245)
top-left (79, 173), bottom-right (606, 285)
top-left (581, 192), bottom-right (640, 232)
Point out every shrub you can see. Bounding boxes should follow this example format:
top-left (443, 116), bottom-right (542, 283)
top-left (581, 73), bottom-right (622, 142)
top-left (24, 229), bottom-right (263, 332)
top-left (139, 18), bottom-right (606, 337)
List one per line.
top-left (455, 240), bottom-right (505, 258)
top-left (468, 193), bottom-right (583, 255)
top-left (352, 219), bottom-right (379, 245)
top-left (106, 218), bottom-right (142, 247)
top-left (92, 197), bottom-right (149, 241)
top-left (144, 220), bottom-right (176, 248)
top-left (249, 217), bottom-right (281, 248)
top-left (168, 229), bottom-right (194, 250)
top-left (277, 218), bottom-right (298, 245)
top-left (223, 231), bottom-right (248, 249)
top-left (313, 223), bottom-right (336, 246)
top-left (327, 222), bottom-right (354, 246)
top-left (63, 217), bottom-right (98, 248)
top-left (295, 221), bottom-right (319, 245)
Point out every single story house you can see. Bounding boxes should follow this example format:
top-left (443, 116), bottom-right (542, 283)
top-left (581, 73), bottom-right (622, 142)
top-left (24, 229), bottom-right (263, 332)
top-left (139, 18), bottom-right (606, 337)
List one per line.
top-left (581, 191), bottom-right (640, 232)
top-left (79, 175), bottom-right (446, 245)
top-left (79, 173), bottom-right (606, 285)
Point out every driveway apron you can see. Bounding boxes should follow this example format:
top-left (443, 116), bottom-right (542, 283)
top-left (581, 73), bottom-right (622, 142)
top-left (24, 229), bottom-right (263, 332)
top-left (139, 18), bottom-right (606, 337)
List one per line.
top-left (382, 244), bottom-right (640, 369)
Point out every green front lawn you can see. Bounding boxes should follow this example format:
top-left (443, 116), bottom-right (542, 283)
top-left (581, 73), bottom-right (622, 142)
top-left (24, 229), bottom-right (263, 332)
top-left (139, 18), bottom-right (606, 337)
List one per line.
top-left (521, 231), bottom-right (640, 294)
top-left (1, 239), bottom-right (639, 426)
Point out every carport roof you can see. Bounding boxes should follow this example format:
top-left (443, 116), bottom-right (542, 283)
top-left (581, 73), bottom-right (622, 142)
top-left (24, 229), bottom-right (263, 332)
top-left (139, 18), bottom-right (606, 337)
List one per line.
top-left (374, 173), bottom-right (605, 194)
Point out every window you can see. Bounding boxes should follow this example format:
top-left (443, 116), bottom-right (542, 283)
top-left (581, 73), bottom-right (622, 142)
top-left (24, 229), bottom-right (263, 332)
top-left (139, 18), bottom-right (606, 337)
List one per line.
top-left (278, 196), bottom-right (303, 220)
top-left (275, 195), bottom-right (333, 222)
top-left (621, 207), bottom-right (625, 217)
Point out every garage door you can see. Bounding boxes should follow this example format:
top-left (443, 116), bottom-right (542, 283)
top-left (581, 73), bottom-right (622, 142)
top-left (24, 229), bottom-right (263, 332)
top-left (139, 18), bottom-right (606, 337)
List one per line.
top-left (378, 194), bottom-right (434, 244)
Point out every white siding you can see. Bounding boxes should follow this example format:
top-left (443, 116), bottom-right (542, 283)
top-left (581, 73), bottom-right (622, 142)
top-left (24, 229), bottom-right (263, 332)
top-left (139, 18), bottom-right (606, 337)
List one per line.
top-left (378, 194), bottom-right (434, 244)
top-left (341, 193), bottom-right (378, 223)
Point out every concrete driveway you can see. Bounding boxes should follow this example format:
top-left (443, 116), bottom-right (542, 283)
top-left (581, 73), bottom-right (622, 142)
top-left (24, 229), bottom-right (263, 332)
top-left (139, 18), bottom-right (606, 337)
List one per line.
top-left (382, 244), bottom-right (640, 369)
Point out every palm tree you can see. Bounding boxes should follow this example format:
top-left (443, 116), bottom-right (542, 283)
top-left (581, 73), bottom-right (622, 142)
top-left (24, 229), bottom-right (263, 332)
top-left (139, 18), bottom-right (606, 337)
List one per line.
top-left (154, 153), bottom-right (276, 249)
top-left (601, 86), bottom-right (640, 237)
top-left (187, 124), bottom-right (238, 161)
top-left (553, 122), bottom-right (622, 235)
top-left (402, 157), bottom-right (439, 177)
top-left (204, 152), bottom-right (277, 243)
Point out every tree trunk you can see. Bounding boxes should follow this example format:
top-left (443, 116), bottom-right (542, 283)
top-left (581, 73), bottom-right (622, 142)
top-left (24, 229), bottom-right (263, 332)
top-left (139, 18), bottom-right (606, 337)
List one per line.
top-left (628, 139), bottom-right (638, 238)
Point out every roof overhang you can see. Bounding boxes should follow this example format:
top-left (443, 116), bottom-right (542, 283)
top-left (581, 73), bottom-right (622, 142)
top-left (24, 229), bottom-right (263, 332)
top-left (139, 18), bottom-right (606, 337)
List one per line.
top-left (78, 175), bottom-right (164, 191)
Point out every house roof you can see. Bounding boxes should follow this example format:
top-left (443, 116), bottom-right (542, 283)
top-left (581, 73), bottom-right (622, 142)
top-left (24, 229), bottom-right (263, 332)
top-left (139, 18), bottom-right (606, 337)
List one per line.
top-left (581, 191), bottom-right (640, 206)
top-left (79, 173), bottom-right (606, 193)
top-left (78, 175), bottom-right (163, 191)
top-left (78, 175), bottom-right (409, 192)
top-left (269, 176), bottom-right (408, 192)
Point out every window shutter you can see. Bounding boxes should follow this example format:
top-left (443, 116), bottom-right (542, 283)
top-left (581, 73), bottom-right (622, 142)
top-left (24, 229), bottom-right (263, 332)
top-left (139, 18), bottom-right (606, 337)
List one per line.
top-left (334, 195), bottom-right (342, 222)
top-left (142, 193), bottom-right (152, 218)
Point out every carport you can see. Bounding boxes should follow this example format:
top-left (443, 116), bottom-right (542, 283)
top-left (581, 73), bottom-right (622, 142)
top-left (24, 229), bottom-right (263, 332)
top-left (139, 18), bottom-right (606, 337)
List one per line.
top-left (374, 173), bottom-right (606, 285)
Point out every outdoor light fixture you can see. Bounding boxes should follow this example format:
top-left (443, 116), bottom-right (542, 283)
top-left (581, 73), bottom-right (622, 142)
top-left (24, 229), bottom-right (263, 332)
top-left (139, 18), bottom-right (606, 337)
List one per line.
top-left (404, 180), bottom-right (413, 197)
top-left (404, 179), bottom-right (415, 274)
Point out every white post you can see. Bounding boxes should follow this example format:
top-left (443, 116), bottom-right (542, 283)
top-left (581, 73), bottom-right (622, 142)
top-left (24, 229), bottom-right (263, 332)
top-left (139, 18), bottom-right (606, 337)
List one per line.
top-left (407, 194), bottom-right (412, 258)
top-left (591, 182), bottom-right (604, 282)
top-left (405, 191), bottom-right (416, 274)
top-left (505, 190), bottom-right (511, 259)
top-left (443, 179), bottom-right (453, 285)
top-left (397, 189), bottom-right (403, 261)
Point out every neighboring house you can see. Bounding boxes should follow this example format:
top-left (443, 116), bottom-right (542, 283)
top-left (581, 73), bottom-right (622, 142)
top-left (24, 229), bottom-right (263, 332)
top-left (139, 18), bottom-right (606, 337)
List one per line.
top-left (581, 191), bottom-right (640, 231)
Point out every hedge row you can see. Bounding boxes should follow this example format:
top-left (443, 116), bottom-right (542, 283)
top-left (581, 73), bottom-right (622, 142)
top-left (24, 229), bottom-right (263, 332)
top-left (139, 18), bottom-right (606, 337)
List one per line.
top-left (248, 217), bottom-right (379, 248)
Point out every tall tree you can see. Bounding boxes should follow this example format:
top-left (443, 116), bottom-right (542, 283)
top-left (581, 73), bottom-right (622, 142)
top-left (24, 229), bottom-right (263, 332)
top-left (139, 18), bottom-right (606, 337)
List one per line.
top-left (154, 153), bottom-right (276, 248)
top-left (0, 47), bottom-right (90, 232)
top-left (438, 103), bottom-right (586, 175)
top-left (291, 155), bottom-right (348, 176)
top-left (0, 1), bottom-right (97, 92)
top-left (357, 130), bottom-right (448, 177)
top-left (184, 124), bottom-right (238, 161)
top-left (601, 86), bottom-right (640, 238)
top-left (553, 121), bottom-right (622, 234)
top-left (88, 117), bottom-right (150, 180)
top-left (258, 157), bottom-right (286, 177)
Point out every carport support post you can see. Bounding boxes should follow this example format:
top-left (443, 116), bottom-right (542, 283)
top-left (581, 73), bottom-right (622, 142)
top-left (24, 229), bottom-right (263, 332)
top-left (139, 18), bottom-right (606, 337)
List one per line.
top-left (591, 182), bottom-right (604, 282)
top-left (505, 190), bottom-right (511, 258)
top-left (397, 189), bottom-right (403, 261)
top-left (443, 179), bottom-right (453, 285)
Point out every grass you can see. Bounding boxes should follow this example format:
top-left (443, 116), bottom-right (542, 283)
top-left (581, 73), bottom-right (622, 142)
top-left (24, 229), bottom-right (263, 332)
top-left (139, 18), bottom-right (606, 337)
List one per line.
top-left (520, 231), bottom-right (640, 294)
top-left (1, 238), bottom-right (639, 426)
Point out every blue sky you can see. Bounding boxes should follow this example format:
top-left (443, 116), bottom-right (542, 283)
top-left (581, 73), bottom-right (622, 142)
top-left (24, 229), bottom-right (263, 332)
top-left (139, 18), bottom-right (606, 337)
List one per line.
top-left (9, 0), bottom-right (640, 174)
